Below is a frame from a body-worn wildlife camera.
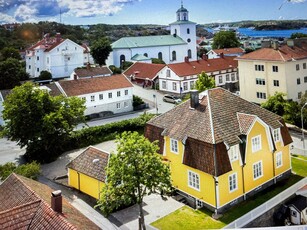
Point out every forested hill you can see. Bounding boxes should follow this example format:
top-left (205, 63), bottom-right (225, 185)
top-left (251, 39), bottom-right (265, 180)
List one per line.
top-left (203, 20), bottom-right (307, 30)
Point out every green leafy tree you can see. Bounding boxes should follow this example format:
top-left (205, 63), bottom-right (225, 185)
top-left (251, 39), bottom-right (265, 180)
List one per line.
top-left (151, 58), bottom-right (166, 64)
top-left (2, 82), bottom-right (86, 163)
top-left (1, 47), bottom-right (21, 61)
top-left (0, 161), bottom-right (40, 181)
top-left (212, 31), bottom-right (240, 49)
top-left (195, 71), bottom-right (215, 92)
top-left (90, 37), bottom-right (112, 66)
top-left (0, 58), bottom-right (29, 90)
top-left (261, 92), bottom-right (288, 116)
top-left (97, 131), bottom-right (172, 230)
top-left (38, 70), bottom-right (52, 80)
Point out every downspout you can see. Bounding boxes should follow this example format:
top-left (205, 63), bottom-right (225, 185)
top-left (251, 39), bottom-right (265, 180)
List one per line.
top-left (77, 172), bottom-right (80, 191)
top-left (241, 163), bottom-right (246, 200)
top-left (213, 144), bottom-right (219, 216)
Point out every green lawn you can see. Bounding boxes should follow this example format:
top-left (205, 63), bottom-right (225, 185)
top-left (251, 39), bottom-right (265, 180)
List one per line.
top-left (151, 157), bottom-right (306, 230)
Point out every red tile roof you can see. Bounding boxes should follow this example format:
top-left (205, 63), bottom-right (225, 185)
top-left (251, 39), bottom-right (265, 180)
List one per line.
top-left (0, 174), bottom-right (99, 229)
top-left (27, 37), bottom-right (65, 52)
top-left (58, 74), bottom-right (133, 96)
top-left (237, 43), bottom-right (307, 62)
top-left (212, 47), bottom-right (245, 55)
top-left (123, 62), bottom-right (166, 80)
top-left (168, 57), bottom-right (238, 77)
top-left (74, 66), bottom-right (112, 78)
top-left (67, 146), bottom-right (109, 182)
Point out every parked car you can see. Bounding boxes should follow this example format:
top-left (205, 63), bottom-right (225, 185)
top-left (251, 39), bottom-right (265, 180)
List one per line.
top-left (163, 94), bottom-right (182, 104)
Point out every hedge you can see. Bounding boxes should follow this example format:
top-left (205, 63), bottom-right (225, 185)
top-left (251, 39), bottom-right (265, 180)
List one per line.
top-left (65, 113), bottom-right (155, 150)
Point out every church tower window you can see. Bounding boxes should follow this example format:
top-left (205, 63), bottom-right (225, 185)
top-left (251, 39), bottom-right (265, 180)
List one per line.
top-left (158, 52), bottom-right (163, 60)
top-left (188, 49), bottom-right (192, 58)
top-left (187, 28), bottom-right (190, 34)
top-left (172, 51), bottom-right (177, 61)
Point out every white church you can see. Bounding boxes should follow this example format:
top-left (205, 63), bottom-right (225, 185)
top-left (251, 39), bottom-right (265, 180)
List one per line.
top-left (107, 4), bottom-right (197, 67)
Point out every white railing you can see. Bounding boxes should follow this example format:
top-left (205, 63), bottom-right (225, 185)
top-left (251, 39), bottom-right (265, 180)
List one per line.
top-left (223, 177), bottom-right (307, 229)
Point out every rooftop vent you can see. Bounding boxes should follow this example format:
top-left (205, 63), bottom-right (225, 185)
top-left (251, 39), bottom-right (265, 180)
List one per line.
top-left (51, 190), bottom-right (62, 213)
top-left (190, 90), bottom-right (199, 109)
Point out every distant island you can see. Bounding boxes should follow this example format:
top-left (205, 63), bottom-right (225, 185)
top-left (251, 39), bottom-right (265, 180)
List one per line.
top-left (203, 20), bottom-right (307, 31)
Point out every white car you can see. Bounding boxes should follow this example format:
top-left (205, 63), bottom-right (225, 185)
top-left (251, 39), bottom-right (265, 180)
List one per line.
top-left (163, 94), bottom-right (182, 104)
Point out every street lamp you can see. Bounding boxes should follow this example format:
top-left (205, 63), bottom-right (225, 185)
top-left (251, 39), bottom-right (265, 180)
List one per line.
top-left (153, 94), bottom-right (158, 114)
top-left (301, 102), bottom-right (307, 154)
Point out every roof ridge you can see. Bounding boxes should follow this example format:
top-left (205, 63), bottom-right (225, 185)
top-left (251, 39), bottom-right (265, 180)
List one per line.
top-left (0, 199), bottom-right (41, 215)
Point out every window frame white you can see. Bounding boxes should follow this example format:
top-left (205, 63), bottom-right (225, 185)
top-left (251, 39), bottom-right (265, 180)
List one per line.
top-left (170, 138), bottom-right (178, 153)
top-left (276, 152), bottom-right (283, 168)
top-left (273, 129), bottom-right (280, 142)
top-left (251, 135), bottom-right (261, 152)
top-left (90, 95), bottom-right (95, 102)
top-left (229, 173), bottom-right (238, 192)
top-left (188, 170), bottom-right (200, 191)
top-left (229, 145), bottom-right (239, 162)
top-left (253, 161), bottom-right (263, 180)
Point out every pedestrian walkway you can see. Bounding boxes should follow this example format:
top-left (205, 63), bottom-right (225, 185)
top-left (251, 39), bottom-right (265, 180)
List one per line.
top-left (111, 193), bottom-right (184, 230)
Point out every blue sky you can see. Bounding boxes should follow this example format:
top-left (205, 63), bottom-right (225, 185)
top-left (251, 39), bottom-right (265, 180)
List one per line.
top-left (0, 0), bottom-right (307, 25)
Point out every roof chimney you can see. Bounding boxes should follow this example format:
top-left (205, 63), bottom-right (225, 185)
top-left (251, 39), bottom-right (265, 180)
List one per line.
top-left (220, 52), bottom-right (224, 58)
top-left (73, 74), bottom-right (78, 80)
top-left (272, 41), bottom-right (279, 50)
top-left (287, 39), bottom-right (294, 48)
top-left (190, 90), bottom-right (199, 109)
top-left (184, 56), bottom-right (189, 63)
top-left (86, 62), bottom-right (91, 70)
top-left (55, 33), bottom-right (61, 43)
top-left (51, 190), bottom-right (62, 213)
top-left (202, 54), bottom-right (208, 60)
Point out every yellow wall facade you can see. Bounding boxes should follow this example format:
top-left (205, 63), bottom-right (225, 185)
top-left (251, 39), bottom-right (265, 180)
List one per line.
top-left (68, 168), bottom-right (104, 200)
top-left (165, 118), bottom-right (291, 210)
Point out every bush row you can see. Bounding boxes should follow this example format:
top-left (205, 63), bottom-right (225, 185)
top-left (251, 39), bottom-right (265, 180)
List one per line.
top-left (65, 113), bottom-right (155, 150)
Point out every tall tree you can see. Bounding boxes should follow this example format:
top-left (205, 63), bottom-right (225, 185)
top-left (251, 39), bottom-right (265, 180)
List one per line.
top-left (90, 37), bottom-right (112, 66)
top-left (195, 71), bottom-right (215, 92)
top-left (0, 58), bottom-right (29, 90)
top-left (212, 31), bottom-right (240, 49)
top-left (38, 70), bottom-right (52, 80)
top-left (97, 131), bottom-right (172, 230)
top-left (1, 47), bottom-right (21, 61)
top-left (2, 82), bottom-right (86, 163)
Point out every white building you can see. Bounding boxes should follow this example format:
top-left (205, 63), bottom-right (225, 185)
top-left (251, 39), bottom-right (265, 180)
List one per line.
top-left (207, 47), bottom-right (245, 59)
top-left (70, 65), bottom-right (112, 80)
top-left (237, 39), bottom-right (307, 104)
top-left (107, 4), bottom-right (197, 67)
top-left (158, 56), bottom-right (239, 95)
top-left (26, 33), bottom-right (93, 79)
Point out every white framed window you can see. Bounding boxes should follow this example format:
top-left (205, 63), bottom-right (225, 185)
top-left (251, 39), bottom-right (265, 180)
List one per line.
top-left (99, 94), bottom-right (103, 100)
top-left (273, 129), bottom-right (280, 142)
top-left (170, 138), bottom-right (178, 153)
top-left (125, 90), bottom-right (128, 95)
top-left (218, 76), bottom-right (223, 84)
top-left (90, 95), bottom-right (95, 102)
top-left (231, 73), bottom-right (235, 81)
top-left (190, 81), bottom-right (194, 89)
top-left (166, 69), bottom-right (171, 77)
top-left (256, 78), bottom-right (265, 85)
top-left (172, 82), bottom-right (177, 91)
top-left (162, 81), bottom-right (166, 89)
top-left (81, 97), bottom-right (86, 101)
top-left (272, 65), bottom-right (278, 72)
top-left (252, 135), bottom-right (261, 152)
top-left (253, 161), bottom-right (263, 180)
top-left (229, 145), bottom-right (239, 162)
top-left (226, 74), bottom-right (230, 82)
top-left (116, 103), bottom-right (121, 109)
top-left (117, 91), bottom-right (121, 97)
top-left (28, 65), bottom-right (31, 69)
top-left (183, 82), bottom-right (188, 91)
top-left (188, 171), bottom-right (200, 191)
top-left (124, 101), bottom-right (128, 108)
top-left (276, 152), bottom-right (283, 168)
top-left (108, 92), bottom-right (112, 98)
top-left (229, 173), bottom-right (237, 192)
top-left (256, 92), bottom-right (266, 99)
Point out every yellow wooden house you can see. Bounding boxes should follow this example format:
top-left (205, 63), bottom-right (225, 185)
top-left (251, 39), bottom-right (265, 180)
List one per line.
top-left (145, 88), bottom-right (292, 213)
top-left (67, 146), bottom-right (109, 199)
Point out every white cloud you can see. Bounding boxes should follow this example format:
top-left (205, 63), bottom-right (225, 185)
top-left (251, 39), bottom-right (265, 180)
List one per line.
top-left (290, 0), bottom-right (306, 3)
top-left (0, 12), bottom-right (16, 23)
top-left (14, 4), bottom-right (37, 21)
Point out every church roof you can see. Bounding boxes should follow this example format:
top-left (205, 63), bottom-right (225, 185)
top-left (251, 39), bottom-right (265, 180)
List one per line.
top-left (131, 54), bottom-right (152, 61)
top-left (169, 20), bottom-right (196, 25)
top-left (177, 5), bottom-right (188, 12)
top-left (112, 35), bottom-right (186, 49)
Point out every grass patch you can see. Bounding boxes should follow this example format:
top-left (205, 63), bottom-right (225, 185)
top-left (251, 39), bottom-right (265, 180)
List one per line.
top-left (152, 156), bottom-right (307, 230)
top-left (292, 156), bottom-right (307, 177)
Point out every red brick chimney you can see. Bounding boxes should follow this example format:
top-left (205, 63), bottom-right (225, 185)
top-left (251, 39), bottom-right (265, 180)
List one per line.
top-left (220, 52), bottom-right (224, 58)
top-left (184, 56), bottom-right (189, 62)
top-left (202, 54), bottom-right (208, 60)
top-left (51, 190), bottom-right (62, 213)
top-left (55, 33), bottom-right (61, 43)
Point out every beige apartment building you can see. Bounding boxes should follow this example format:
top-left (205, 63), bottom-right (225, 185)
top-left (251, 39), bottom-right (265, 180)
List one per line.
top-left (237, 39), bottom-right (307, 104)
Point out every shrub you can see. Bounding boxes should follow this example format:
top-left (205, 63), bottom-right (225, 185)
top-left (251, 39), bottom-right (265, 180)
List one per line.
top-left (109, 65), bottom-right (122, 74)
top-left (133, 95), bottom-right (144, 107)
top-left (0, 161), bottom-right (40, 181)
top-left (38, 70), bottom-right (52, 80)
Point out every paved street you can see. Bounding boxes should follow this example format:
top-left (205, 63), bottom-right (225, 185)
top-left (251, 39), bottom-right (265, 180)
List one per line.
top-left (0, 138), bottom-right (26, 165)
